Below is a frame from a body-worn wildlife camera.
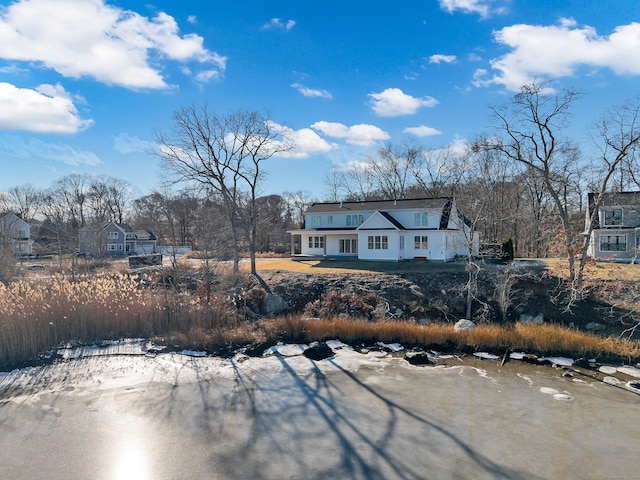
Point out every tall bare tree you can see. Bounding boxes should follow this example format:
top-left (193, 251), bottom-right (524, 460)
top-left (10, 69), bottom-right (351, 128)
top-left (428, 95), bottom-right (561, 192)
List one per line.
top-left (489, 81), bottom-right (584, 282)
top-left (157, 106), bottom-right (293, 282)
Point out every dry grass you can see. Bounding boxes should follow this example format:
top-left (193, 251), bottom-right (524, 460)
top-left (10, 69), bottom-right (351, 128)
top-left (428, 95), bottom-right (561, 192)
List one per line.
top-left (278, 316), bottom-right (640, 361)
top-left (537, 257), bottom-right (640, 281)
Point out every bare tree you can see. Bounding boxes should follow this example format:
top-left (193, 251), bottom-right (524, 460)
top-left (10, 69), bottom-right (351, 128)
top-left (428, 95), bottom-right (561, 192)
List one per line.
top-left (157, 106), bottom-right (293, 283)
top-left (579, 98), bottom-right (640, 281)
top-left (367, 142), bottom-right (421, 200)
top-left (489, 81), bottom-right (584, 283)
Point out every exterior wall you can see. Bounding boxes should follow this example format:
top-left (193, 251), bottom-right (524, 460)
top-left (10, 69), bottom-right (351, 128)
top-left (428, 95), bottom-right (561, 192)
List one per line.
top-left (590, 229), bottom-right (639, 262)
top-left (588, 199), bottom-right (640, 262)
top-left (102, 224), bottom-right (126, 256)
top-left (0, 214), bottom-right (33, 255)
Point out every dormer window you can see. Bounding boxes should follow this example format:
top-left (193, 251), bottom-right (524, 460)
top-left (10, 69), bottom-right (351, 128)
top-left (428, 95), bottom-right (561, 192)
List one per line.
top-left (310, 216), bottom-right (321, 228)
top-left (346, 214), bottom-right (363, 226)
top-left (603, 209), bottom-right (623, 227)
top-left (414, 212), bottom-right (428, 227)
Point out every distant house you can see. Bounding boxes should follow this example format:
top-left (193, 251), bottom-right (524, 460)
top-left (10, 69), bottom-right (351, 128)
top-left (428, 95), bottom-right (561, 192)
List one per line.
top-left (78, 222), bottom-right (157, 257)
top-left (585, 191), bottom-right (640, 262)
top-left (0, 212), bottom-right (33, 255)
top-left (288, 197), bottom-right (478, 262)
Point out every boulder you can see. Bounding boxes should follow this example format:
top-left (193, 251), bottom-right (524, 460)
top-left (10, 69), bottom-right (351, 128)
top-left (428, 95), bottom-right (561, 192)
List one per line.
top-left (586, 322), bottom-right (604, 331)
top-left (454, 319), bottom-right (476, 332)
top-left (262, 292), bottom-right (288, 316)
top-left (404, 351), bottom-right (432, 366)
top-left (303, 342), bottom-right (334, 361)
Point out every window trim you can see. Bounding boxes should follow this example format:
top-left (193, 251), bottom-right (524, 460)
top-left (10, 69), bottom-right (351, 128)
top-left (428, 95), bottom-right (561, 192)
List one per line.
top-left (367, 235), bottom-right (388, 250)
top-left (414, 235), bottom-right (428, 250)
top-left (600, 234), bottom-right (627, 252)
top-left (603, 209), bottom-right (623, 227)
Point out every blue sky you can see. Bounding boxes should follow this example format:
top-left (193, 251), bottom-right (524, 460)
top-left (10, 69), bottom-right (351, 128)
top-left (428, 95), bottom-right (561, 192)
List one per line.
top-left (1, 0), bottom-right (640, 200)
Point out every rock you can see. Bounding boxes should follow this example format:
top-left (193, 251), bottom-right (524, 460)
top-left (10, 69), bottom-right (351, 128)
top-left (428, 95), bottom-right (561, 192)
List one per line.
top-left (454, 319), bottom-right (476, 332)
top-left (520, 354), bottom-right (539, 364)
top-left (262, 292), bottom-right (288, 316)
top-left (519, 313), bottom-right (543, 324)
top-left (586, 322), bottom-right (604, 331)
top-left (628, 381), bottom-right (640, 390)
top-left (404, 351), bottom-right (432, 365)
top-left (303, 342), bottom-right (334, 361)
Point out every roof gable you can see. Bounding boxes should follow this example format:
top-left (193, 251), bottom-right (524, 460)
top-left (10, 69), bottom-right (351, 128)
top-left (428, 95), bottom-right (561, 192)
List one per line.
top-left (358, 211), bottom-right (404, 230)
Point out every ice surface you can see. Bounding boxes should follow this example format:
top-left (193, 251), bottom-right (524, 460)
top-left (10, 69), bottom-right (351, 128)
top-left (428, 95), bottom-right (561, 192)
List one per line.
top-left (473, 352), bottom-right (500, 360)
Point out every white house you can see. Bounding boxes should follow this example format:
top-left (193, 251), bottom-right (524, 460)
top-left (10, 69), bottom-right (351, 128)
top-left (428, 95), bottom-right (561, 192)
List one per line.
top-left (289, 197), bottom-right (478, 262)
top-left (585, 191), bottom-right (640, 262)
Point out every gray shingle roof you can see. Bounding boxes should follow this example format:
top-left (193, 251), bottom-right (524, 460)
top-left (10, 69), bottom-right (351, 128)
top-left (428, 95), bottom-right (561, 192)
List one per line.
top-left (305, 197), bottom-right (452, 214)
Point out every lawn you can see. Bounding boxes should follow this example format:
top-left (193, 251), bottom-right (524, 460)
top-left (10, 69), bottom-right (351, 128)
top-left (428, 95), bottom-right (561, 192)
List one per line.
top-left (253, 258), bottom-right (468, 275)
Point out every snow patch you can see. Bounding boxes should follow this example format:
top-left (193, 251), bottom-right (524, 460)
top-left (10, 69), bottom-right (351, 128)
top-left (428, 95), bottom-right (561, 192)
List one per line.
top-left (617, 366), bottom-right (640, 378)
top-left (540, 357), bottom-right (573, 366)
top-left (599, 366), bottom-right (618, 375)
top-left (473, 352), bottom-right (500, 360)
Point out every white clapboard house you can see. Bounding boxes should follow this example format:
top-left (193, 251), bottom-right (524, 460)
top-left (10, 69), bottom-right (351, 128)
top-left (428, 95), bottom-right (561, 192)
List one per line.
top-left (289, 197), bottom-right (478, 262)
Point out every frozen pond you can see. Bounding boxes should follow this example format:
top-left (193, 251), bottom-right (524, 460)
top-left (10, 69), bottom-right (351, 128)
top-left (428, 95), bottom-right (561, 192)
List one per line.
top-left (1, 344), bottom-right (639, 480)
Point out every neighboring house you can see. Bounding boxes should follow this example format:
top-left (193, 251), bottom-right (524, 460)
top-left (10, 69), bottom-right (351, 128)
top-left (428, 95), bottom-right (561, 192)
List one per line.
top-left (78, 222), bottom-right (157, 257)
top-left (585, 191), bottom-right (640, 263)
top-left (288, 197), bottom-right (478, 262)
top-left (0, 212), bottom-right (33, 255)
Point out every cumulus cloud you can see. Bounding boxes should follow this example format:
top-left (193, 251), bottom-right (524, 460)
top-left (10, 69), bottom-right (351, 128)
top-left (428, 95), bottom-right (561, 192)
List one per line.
top-left (0, 0), bottom-right (226, 89)
top-left (311, 121), bottom-right (390, 146)
top-left (113, 133), bottom-right (155, 155)
top-left (429, 54), bottom-right (457, 64)
top-left (476, 19), bottom-right (640, 91)
top-left (261, 18), bottom-right (296, 30)
top-left (0, 82), bottom-right (93, 134)
top-left (403, 125), bottom-right (443, 137)
top-left (291, 83), bottom-right (333, 99)
top-left (368, 88), bottom-right (438, 117)
top-left (0, 135), bottom-right (102, 166)
top-left (272, 125), bottom-right (337, 158)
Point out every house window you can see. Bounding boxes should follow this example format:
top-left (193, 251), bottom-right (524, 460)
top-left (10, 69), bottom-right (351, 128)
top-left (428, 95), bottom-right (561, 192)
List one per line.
top-left (367, 235), bottom-right (388, 250)
top-left (399, 236), bottom-right (405, 250)
top-left (600, 235), bottom-right (627, 252)
top-left (414, 236), bottom-right (428, 250)
top-left (327, 215), bottom-right (333, 225)
top-left (310, 216), bottom-right (321, 228)
top-left (308, 236), bottom-right (325, 249)
top-left (603, 209), bottom-right (623, 227)
top-left (339, 239), bottom-right (358, 254)
top-left (107, 244), bottom-right (118, 251)
top-left (108, 231), bottom-right (119, 239)
top-left (18, 229), bottom-right (26, 239)
top-left (414, 213), bottom-right (428, 227)
top-left (346, 214), bottom-right (363, 227)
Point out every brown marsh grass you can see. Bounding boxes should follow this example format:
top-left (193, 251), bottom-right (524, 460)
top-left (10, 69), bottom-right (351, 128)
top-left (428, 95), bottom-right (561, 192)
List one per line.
top-left (1, 274), bottom-right (639, 370)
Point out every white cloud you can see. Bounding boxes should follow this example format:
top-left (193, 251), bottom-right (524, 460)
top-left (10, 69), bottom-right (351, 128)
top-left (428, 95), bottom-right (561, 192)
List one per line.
top-left (403, 125), bottom-right (442, 137)
top-left (0, 82), bottom-right (93, 134)
top-left (478, 20), bottom-right (640, 91)
top-left (0, 0), bottom-right (226, 90)
top-left (272, 125), bottom-right (337, 158)
top-left (0, 135), bottom-right (102, 166)
top-left (311, 121), bottom-right (390, 146)
top-left (368, 88), bottom-right (438, 117)
top-left (439, 0), bottom-right (494, 18)
top-left (187, 15), bottom-right (197, 24)
top-left (261, 18), bottom-right (296, 31)
top-left (291, 83), bottom-right (333, 99)
top-left (113, 133), bottom-right (155, 155)
top-left (429, 54), bottom-right (457, 64)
